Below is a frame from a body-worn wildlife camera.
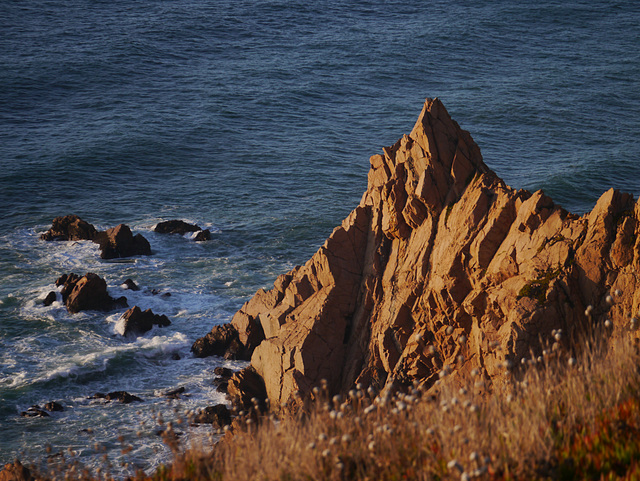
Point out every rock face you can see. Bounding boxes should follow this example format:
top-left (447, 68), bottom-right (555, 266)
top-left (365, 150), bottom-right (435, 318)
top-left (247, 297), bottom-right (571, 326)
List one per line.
top-left (95, 224), bottom-right (152, 259)
top-left (40, 214), bottom-right (98, 241)
top-left (196, 98), bottom-right (640, 408)
top-left (57, 272), bottom-right (128, 314)
top-left (119, 306), bottom-right (171, 337)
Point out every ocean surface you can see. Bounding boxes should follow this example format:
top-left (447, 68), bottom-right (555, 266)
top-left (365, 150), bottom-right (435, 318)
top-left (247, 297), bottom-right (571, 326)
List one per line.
top-left (1, 0), bottom-right (639, 474)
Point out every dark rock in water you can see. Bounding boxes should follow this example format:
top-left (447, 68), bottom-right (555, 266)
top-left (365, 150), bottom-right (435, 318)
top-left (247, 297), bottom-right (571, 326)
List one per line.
top-left (58, 272), bottom-right (128, 314)
top-left (43, 291), bottom-right (57, 306)
top-left (20, 406), bottom-right (49, 418)
top-left (194, 229), bottom-right (211, 242)
top-left (105, 391), bottom-right (143, 403)
top-left (57, 273), bottom-right (81, 304)
top-left (171, 352), bottom-right (181, 360)
top-left (121, 278), bottom-right (140, 291)
top-left (213, 367), bottom-right (232, 392)
top-left (40, 215), bottom-right (98, 242)
top-left (0, 460), bottom-right (33, 481)
top-left (149, 289), bottom-right (171, 298)
top-left (164, 386), bottom-right (186, 399)
top-left (154, 220), bottom-right (201, 235)
top-left (214, 367), bottom-right (233, 379)
top-left (119, 306), bottom-right (171, 337)
top-left (90, 392), bottom-right (106, 400)
top-left (41, 216), bottom-right (152, 261)
top-left (214, 379), bottom-right (229, 394)
top-left (191, 324), bottom-right (247, 360)
top-left (192, 404), bottom-right (231, 427)
top-left (227, 366), bottom-right (267, 411)
top-left (95, 224), bottom-right (151, 259)
top-left (43, 401), bottom-right (64, 412)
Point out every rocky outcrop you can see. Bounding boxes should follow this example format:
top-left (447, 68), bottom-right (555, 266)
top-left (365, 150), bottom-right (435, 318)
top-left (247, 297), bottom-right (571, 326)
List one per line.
top-left (40, 214), bottom-right (98, 241)
top-left (191, 323), bottom-right (252, 360)
top-left (196, 98), bottom-right (640, 408)
top-left (56, 272), bottom-right (128, 314)
top-left (118, 306), bottom-right (171, 337)
top-left (0, 461), bottom-right (32, 481)
top-left (95, 224), bottom-right (152, 259)
top-left (155, 219), bottom-right (212, 241)
top-left (155, 220), bottom-right (202, 235)
top-left (41, 217), bottom-right (152, 259)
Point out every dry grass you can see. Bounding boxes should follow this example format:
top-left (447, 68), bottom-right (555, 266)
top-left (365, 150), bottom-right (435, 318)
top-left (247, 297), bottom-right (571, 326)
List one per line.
top-left (23, 327), bottom-right (640, 481)
top-left (155, 328), bottom-right (640, 481)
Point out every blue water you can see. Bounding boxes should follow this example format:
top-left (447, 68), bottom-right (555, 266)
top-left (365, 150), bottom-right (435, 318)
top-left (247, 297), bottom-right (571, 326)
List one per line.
top-left (1, 0), bottom-right (639, 474)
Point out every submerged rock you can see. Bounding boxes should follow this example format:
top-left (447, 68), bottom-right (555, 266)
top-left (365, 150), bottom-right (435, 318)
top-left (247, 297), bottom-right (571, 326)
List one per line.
top-left (20, 406), bottom-right (49, 418)
top-left (43, 401), bottom-right (64, 412)
top-left (104, 391), bottom-right (143, 403)
top-left (121, 278), bottom-right (140, 291)
top-left (164, 386), bottom-right (186, 399)
top-left (118, 306), bottom-right (170, 337)
top-left (194, 229), bottom-right (211, 241)
top-left (198, 98), bottom-right (640, 408)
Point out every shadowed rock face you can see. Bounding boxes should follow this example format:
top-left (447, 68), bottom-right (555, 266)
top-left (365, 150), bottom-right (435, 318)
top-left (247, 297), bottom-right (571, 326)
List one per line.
top-left (195, 98), bottom-right (640, 407)
top-left (40, 214), bottom-right (98, 242)
top-left (57, 272), bottom-right (128, 314)
top-left (95, 224), bottom-right (152, 259)
top-left (119, 306), bottom-right (171, 337)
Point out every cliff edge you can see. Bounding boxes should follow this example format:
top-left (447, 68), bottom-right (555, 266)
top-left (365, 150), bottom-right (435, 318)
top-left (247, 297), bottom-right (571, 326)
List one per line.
top-left (195, 98), bottom-right (640, 407)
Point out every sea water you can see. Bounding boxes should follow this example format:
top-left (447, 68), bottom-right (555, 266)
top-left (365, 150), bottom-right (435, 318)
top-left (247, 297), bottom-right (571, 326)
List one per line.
top-left (1, 0), bottom-right (639, 474)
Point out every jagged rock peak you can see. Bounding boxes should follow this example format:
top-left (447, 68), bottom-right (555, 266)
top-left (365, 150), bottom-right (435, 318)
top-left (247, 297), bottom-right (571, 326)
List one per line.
top-left (194, 98), bottom-right (640, 410)
top-left (363, 97), bottom-right (492, 239)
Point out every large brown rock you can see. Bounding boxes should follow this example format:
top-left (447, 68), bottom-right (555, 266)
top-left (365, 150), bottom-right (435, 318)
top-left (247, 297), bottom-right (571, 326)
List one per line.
top-left (57, 272), bottom-right (128, 314)
top-left (227, 366), bottom-right (267, 411)
top-left (211, 98), bottom-right (640, 407)
top-left (191, 324), bottom-right (249, 360)
top-left (40, 215), bottom-right (98, 241)
top-left (0, 461), bottom-right (32, 481)
top-left (95, 224), bottom-right (152, 259)
top-left (119, 306), bottom-right (171, 337)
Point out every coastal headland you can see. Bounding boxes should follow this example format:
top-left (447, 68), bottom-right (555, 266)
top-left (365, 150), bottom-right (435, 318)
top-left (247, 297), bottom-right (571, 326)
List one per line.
top-left (194, 98), bottom-right (640, 409)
